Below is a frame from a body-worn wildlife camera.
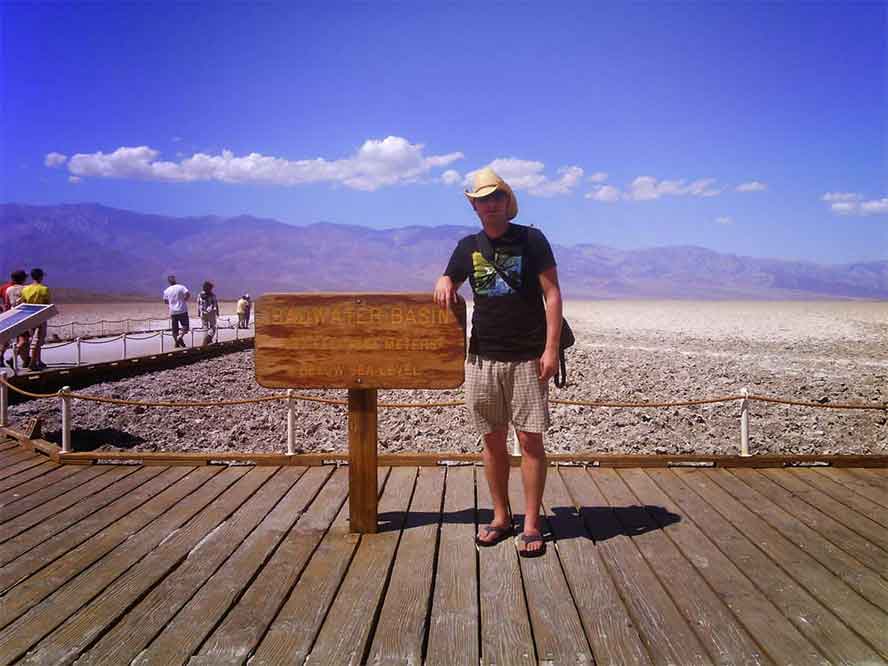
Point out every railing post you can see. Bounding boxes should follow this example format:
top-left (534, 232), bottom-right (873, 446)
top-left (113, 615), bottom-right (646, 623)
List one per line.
top-left (76, 337), bottom-right (82, 366)
top-left (190, 329), bottom-right (195, 348)
top-left (122, 333), bottom-right (127, 359)
top-left (287, 389), bottom-right (296, 455)
top-left (100, 321), bottom-right (104, 336)
top-left (0, 369), bottom-right (8, 427)
top-left (125, 319), bottom-right (130, 333)
top-left (60, 386), bottom-right (72, 453)
top-left (71, 322), bottom-right (75, 339)
top-left (235, 325), bottom-right (239, 341)
top-left (740, 387), bottom-right (750, 457)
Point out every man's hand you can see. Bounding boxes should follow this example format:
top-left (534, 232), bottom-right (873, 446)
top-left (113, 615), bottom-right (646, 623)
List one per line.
top-left (433, 275), bottom-right (459, 308)
top-left (539, 347), bottom-right (558, 382)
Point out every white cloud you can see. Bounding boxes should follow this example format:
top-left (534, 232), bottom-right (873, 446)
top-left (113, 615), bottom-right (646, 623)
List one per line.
top-left (715, 216), bottom-right (734, 225)
top-left (45, 152), bottom-right (67, 167)
top-left (860, 198), bottom-right (888, 215)
top-left (58, 137), bottom-right (464, 191)
top-left (585, 184), bottom-right (621, 202)
top-left (68, 176), bottom-right (81, 184)
top-left (736, 180), bottom-right (767, 192)
top-left (464, 158), bottom-right (584, 197)
top-left (588, 171), bottom-right (608, 183)
top-left (822, 192), bottom-right (861, 202)
top-left (627, 176), bottom-right (721, 201)
top-left (440, 169), bottom-right (462, 186)
top-left (822, 191), bottom-right (888, 216)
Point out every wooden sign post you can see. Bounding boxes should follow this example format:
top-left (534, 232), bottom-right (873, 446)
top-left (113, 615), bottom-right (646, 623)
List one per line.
top-left (255, 293), bottom-right (465, 533)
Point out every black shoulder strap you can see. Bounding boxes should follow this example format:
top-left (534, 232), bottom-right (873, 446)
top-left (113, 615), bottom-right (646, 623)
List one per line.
top-left (475, 231), bottom-right (525, 296)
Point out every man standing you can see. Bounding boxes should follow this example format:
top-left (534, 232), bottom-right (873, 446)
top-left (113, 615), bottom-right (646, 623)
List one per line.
top-left (236, 294), bottom-right (249, 329)
top-left (22, 268), bottom-right (51, 371)
top-left (163, 275), bottom-right (190, 348)
top-left (197, 280), bottom-right (219, 346)
top-left (434, 167), bottom-right (563, 557)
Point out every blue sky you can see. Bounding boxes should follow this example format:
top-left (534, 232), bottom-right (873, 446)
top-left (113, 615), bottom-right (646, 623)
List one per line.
top-left (2, 2), bottom-right (886, 264)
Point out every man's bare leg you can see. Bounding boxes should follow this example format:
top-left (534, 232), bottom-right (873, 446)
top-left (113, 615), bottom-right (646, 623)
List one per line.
top-left (478, 429), bottom-right (511, 543)
top-left (517, 430), bottom-right (547, 554)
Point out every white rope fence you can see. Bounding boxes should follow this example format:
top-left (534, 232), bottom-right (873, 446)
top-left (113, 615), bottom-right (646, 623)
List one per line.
top-left (48, 315), bottom-right (244, 340)
top-left (5, 324), bottom-right (253, 372)
top-left (1, 370), bottom-right (884, 457)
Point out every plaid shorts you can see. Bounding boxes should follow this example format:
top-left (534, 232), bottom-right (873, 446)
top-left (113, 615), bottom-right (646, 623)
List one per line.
top-left (465, 354), bottom-right (550, 435)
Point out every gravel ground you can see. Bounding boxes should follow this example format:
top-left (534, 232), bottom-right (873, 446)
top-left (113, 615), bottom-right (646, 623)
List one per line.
top-left (9, 301), bottom-right (887, 457)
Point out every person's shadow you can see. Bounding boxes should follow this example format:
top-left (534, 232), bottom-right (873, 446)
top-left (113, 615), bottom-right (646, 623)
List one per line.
top-left (43, 427), bottom-right (146, 452)
top-left (377, 504), bottom-right (681, 540)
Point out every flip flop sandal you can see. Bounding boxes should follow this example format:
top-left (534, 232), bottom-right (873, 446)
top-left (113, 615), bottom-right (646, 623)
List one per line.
top-left (475, 524), bottom-right (514, 547)
top-left (517, 532), bottom-right (547, 558)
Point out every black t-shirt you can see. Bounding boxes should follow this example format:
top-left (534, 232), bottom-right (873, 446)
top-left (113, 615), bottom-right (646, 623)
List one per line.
top-left (444, 223), bottom-right (556, 361)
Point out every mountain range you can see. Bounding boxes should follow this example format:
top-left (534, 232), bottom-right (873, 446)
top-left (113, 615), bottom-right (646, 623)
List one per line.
top-left (2, 203), bottom-right (886, 300)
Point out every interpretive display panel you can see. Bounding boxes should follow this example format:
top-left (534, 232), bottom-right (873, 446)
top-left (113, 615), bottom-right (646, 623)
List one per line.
top-left (0, 304), bottom-right (58, 345)
top-left (255, 293), bottom-right (466, 389)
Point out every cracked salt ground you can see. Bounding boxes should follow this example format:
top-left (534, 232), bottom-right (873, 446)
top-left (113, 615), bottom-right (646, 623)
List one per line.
top-left (8, 313), bottom-right (887, 456)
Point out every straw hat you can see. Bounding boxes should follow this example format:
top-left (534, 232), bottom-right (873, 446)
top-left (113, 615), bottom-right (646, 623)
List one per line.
top-left (464, 167), bottom-right (518, 220)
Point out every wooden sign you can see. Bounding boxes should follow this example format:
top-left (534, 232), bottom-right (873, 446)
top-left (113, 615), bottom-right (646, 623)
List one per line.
top-left (254, 293), bottom-right (466, 389)
top-left (21, 416), bottom-right (42, 440)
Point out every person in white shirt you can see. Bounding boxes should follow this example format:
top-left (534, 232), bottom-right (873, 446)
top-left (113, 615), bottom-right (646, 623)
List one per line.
top-left (163, 275), bottom-right (190, 348)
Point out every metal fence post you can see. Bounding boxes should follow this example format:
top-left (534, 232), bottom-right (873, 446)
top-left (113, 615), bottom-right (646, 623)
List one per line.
top-left (126, 319), bottom-right (130, 333)
top-left (740, 387), bottom-right (750, 457)
top-left (235, 325), bottom-right (239, 341)
top-left (60, 386), bottom-right (72, 453)
top-left (100, 321), bottom-right (104, 336)
top-left (122, 333), bottom-right (127, 359)
top-left (160, 331), bottom-right (164, 353)
top-left (76, 338), bottom-right (82, 366)
top-left (190, 329), bottom-right (195, 347)
top-left (287, 389), bottom-right (296, 455)
top-left (0, 369), bottom-right (8, 427)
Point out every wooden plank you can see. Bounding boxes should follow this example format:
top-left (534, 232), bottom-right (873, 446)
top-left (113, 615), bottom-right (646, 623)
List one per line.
top-left (0, 440), bottom-right (19, 452)
top-left (196, 467), bottom-right (349, 664)
top-left (508, 469), bottom-right (592, 664)
top-left (129, 467), bottom-right (332, 665)
top-left (0, 465), bottom-right (84, 507)
top-left (665, 468), bottom-right (883, 665)
top-left (0, 465), bottom-right (135, 544)
top-left (798, 469), bottom-right (888, 528)
top-left (729, 469), bottom-right (888, 578)
top-left (250, 467), bottom-right (389, 665)
top-left (425, 466), bottom-right (480, 666)
top-left (0, 464), bottom-right (112, 529)
top-left (621, 468), bottom-right (826, 665)
top-left (0, 464), bottom-right (145, 562)
top-left (758, 469), bottom-right (888, 556)
top-left (596, 468), bottom-right (769, 665)
top-left (254, 293), bottom-right (466, 389)
top-left (80, 467), bottom-right (317, 665)
top-left (720, 469), bottom-right (888, 613)
top-left (349, 387), bottom-right (378, 533)
top-left (0, 467), bottom-right (190, 594)
top-left (368, 466), bottom-right (446, 664)
top-left (0, 455), bottom-right (51, 485)
top-left (0, 460), bottom-right (59, 494)
top-left (306, 466), bottom-right (417, 665)
top-left (561, 468), bottom-right (711, 666)
top-left (0, 450), bottom-right (39, 477)
top-left (544, 469), bottom-right (651, 666)
top-left (813, 467), bottom-right (888, 511)
top-left (0, 466), bottom-right (229, 637)
top-left (11, 466), bottom-right (274, 665)
top-left (476, 462), bottom-right (535, 665)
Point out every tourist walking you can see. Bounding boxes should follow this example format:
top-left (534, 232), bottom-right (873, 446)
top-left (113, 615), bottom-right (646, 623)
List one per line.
top-left (22, 268), bottom-right (51, 371)
top-left (163, 275), bottom-right (190, 348)
top-left (433, 167), bottom-right (563, 557)
top-left (4, 270), bottom-right (30, 370)
top-left (243, 294), bottom-right (252, 328)
top-left (236, 294), bottom-right (249, 329)
top-left (197, 281), bottom-right (219, 346)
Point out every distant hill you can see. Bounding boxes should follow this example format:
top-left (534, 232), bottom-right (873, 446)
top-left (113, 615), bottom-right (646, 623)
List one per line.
top-left (2, 202), bottom-right (886, 300)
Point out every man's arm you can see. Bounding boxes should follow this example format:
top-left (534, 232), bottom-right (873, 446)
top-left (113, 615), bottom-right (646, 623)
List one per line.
top-left (538, 266), bottom-right (563, 381)
top-left (433, 275), bottom-right (463, 308)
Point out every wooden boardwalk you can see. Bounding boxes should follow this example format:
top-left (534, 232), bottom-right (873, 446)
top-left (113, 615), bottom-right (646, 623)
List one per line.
top-left (0, 438), bottom-right (887, 665)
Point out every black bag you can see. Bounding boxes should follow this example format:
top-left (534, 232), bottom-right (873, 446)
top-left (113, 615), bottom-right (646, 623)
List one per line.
top-left (476, 232), bottom-right (574, 387)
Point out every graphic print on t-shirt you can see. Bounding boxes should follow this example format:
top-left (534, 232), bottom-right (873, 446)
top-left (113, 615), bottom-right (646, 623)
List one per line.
top-left (471, 250), bottom-right (522, 296)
